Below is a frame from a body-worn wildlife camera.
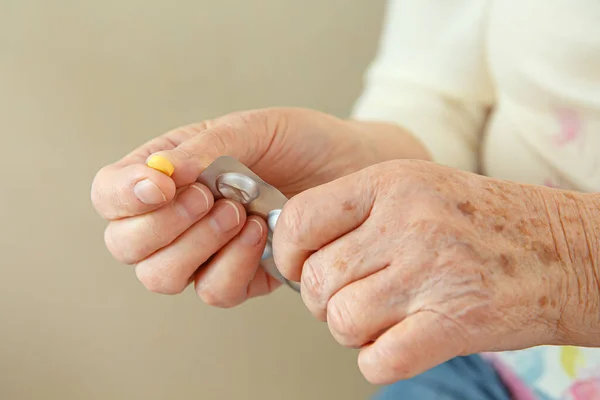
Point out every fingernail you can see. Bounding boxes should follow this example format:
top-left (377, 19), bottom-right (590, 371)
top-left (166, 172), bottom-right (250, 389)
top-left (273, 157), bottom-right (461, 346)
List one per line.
top-left (210, 200), bottom-right (241, 233)
top-left (134, 179), bottom-right (166, 205)
top-left (241, 219), bottom-right (264, 246)
top-left (175, 184), bottom-right (210, 218)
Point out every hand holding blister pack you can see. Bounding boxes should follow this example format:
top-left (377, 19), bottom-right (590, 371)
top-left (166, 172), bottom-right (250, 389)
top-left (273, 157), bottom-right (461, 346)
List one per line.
top-left (197, 156), bottom-right (301, 292)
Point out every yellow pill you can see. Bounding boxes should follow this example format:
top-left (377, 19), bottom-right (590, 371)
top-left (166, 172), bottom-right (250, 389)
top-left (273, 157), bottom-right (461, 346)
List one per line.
top-left (146, 155), bottom-right (174, 177)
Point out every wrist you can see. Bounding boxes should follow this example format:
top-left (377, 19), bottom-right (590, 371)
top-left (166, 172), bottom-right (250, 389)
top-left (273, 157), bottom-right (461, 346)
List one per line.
top-left (345, 119), bottom-right (432, 162)
top-left (543, 189), bottom-right (600, 346)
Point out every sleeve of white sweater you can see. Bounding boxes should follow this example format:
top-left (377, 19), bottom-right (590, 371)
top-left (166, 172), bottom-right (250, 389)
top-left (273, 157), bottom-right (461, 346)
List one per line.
top-left (352, 0), bottom-right (494, 172)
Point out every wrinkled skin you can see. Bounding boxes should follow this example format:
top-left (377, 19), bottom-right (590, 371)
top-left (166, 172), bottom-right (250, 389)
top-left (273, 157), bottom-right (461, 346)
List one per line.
top-left (92, 107), bottom-right (600, 385)
top-left (273, 160), bottom-right (600, 384)
top-left (91, 108), bottom-right (419, 305)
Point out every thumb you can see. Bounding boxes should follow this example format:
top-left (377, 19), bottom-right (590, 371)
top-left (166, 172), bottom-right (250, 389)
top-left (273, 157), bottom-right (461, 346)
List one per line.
top-left (273, 169), bottom-right (376, 283)
top-left (149, 111), bottom-right (276, 187)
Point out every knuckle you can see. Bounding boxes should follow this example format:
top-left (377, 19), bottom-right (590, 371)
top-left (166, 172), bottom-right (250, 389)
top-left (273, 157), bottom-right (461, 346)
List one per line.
top-left (104, 224), bottom-right (135, 264)
top-left (160, 122), bottom-right (210, 148)
top-left (327, 296), bottom-right (363, 347)
top-left (174, 121), bottom-right (209, 138)
top-left (203, 127), bottom-right (234, 155)
top-left (104, 222), bottom-right (155, 265)
top-left (372, 160), bottom-right (423, 191)
top-left (196, 286), bottom-right (239, 308)
top-left (279, 200), bottom-right (305, 243)
top-left (231, 109), bottom-right (269, 126)
top-left (135, 265), bottom-right (186, 295)
top-left (90, 166), bottom-right (110, 215)
top-left (301, 257), bottom-right (326, 303)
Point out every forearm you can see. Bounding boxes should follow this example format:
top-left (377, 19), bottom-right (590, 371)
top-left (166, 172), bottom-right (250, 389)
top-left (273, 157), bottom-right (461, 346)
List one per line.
top-left (345, 119), bottom-right (432, 163)
top-left (350, 85), bottom-right (486, 173)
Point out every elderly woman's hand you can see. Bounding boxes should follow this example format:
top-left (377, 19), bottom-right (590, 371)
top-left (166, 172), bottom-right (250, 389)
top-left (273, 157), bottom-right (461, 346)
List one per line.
top-left (273, 159), bottom-right (600, 384)
top-left (91, 108), bottom-right (428, 306)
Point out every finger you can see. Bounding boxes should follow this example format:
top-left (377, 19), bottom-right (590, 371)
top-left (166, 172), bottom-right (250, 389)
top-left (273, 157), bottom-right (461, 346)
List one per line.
top-left (194, 216), bottom-right (269, 308)
top-left (245, 268), bottom-right (283, 299)
top-left (299, 221), bottom-right (390, 321)
top-left (91, 163), bottom-right (177, 220)
top-left (135, 199), bottom-right (246, 294)
top-left (118, 127), bottom-right (201, 166)
top-left (91, 113), bottom-right (264, 221)
top-left (105, 183), bottom-right (214, 264)
top-left (273, 170), bottom-right (376, 282)
top-left (91, 128), bottom-right (203, 220)
top-left (325, 268), bottom-right (402, 348)
top-left (357, 312), bottom-right (468, 385)
top-left (148, 113), bottom-right (275, 187)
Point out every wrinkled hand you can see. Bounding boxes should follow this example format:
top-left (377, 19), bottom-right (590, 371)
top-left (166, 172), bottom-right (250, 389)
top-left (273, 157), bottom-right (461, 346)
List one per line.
top-left (91, 108), bottom-right (395, 306)
top-left (273, 160), bottom-right (589, 384)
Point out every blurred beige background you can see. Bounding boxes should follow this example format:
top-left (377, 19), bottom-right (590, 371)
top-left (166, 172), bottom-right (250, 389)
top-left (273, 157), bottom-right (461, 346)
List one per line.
top-left (0, 1), bottom-right (385, 399)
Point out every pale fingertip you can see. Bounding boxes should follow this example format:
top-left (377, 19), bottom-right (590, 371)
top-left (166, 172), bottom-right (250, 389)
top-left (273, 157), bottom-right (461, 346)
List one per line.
top-left (194, 279), bottom-right (244, 309)
top-left (103, 223), bottom-right (132, 264)
top-left (135, 263), bottom-right (187, 295)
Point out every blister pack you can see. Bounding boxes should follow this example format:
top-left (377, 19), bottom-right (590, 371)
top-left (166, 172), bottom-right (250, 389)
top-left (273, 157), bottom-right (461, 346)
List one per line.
top-left (196, 156), bottom-right (301, 292)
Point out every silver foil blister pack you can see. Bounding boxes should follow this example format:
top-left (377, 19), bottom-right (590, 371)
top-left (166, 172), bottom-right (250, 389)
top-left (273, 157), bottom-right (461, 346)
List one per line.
top-left (196, 156), bottom-right (300, 292)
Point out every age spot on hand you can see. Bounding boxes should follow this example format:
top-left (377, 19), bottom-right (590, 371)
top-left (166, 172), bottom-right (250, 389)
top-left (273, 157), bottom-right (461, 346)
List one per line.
top-left (457, 201), bottom-right (476, 216)
top-left (498, 254), bottom-right (516, 276)
top-left (342, 201), bottom-right (355, 211)
top-left (333, 258), bottom-right (348, 271)
top-left (532, 241), bottom-right (560, 265)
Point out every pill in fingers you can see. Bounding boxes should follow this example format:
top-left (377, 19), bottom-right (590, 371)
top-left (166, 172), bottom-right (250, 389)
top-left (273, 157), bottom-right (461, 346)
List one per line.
top-left (146, 154), bottom-right (175, 177)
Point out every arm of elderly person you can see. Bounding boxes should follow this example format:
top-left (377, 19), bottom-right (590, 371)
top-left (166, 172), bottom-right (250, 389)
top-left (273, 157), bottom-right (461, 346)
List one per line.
top-left (271, 159), bottom-right (600, 384)
top-left (269, 0), bottom-right (600, 383)
top-left (538, 188), bottom-right (600, 347)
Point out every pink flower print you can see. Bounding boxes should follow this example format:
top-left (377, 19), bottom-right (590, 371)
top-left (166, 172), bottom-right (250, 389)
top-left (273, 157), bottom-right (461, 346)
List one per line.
top-left (543, 178), bottom-right (560, 189)
top-left (483, 354), bottom-right (538, 400)
top-left (565, 376), bottom-right (600, 400)
top-left (554, 109), bottom-right (582, 147)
